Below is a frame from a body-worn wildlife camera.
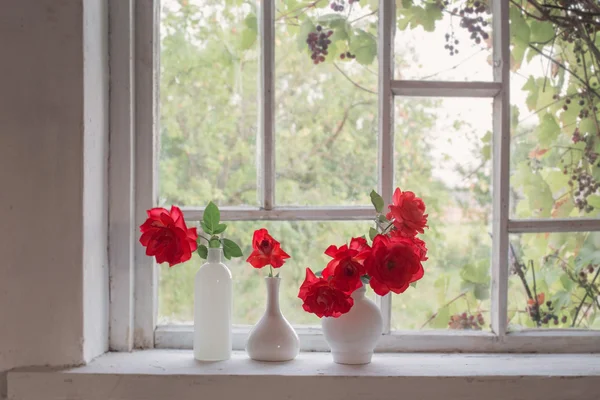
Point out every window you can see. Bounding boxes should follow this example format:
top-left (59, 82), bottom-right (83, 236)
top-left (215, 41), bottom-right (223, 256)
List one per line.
top-left (126, 0), bottom-right (600, 352)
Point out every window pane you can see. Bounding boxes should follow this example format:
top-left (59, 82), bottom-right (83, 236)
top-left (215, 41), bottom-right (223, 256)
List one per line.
top-left (275, 1), bottom-right (378, 206)
top-left (509, 4), bottom-right (600, 219)
top-left (391, 97), bottom-right (493, 330)
top-left (158, 220), bottom-right (374, 326)
top-left (395, 1), bottom-right (493, 81)
top-left (159, 1), bottom-right (259, 207)
top-left (508, 232), bottom-right (600, 330)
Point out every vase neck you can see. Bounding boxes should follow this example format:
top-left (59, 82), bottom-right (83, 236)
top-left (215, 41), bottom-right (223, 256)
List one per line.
top-left (207, 248), bottom-right (222, 263)
top-left (265, 277), bottom-right (281, 316)
top-left (351, 284), bottom-right (366, 299)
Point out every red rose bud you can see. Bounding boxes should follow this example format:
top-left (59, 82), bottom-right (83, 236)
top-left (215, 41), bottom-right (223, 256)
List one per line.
top-left (246, 228), bottom-right (290, 269)
top-left (298, 268), bottom-right (354, 318)
top-left (139, 206), bottom-right (198, 267)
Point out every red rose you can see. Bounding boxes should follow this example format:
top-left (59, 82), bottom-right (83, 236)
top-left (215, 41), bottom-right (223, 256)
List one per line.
top-left (364, 234), bottom-right (425, 296)
top-left (246, 228), bottom-right (290, 269)
top-left (298, 268), bottom-right (354, 318)
top-left (386, 187), bottom-right (428, 237)
top-left (322, 237), bottom-right (371, 293)
top-left (139, 206), bottom-right (198, 267)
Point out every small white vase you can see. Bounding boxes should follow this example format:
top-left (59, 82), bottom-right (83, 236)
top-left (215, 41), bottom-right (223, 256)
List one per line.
top-left (194, 248), bottom-right (232, 361)
top-left (246, 277), bottom-right (299, 361)
top-left (321, 285), bottom-right (382, 365)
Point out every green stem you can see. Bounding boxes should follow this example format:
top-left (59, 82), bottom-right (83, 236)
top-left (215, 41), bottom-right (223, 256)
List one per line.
top-left (269, 265), bottom-right (273, 278)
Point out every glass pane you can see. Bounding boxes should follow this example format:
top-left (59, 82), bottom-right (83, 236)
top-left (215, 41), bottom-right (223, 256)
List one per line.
top-left (509, 3), bottom-right (600, 219)
top-left (395, 0), bottom-right (493, 81)
top-left (158, 220), bottom-right (374, 325)
top-left (508, 232), bottom-right (600, 330)
top-left (159, 1), bottom-right (259, 207)
top-left (391, 97), bottom-right (493, 330)
top-left (275, 1), bottom-right (378, 206)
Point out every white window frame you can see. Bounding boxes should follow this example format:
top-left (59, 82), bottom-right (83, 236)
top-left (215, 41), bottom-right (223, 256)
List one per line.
top-left (109, 0), bottom-right (600, 353)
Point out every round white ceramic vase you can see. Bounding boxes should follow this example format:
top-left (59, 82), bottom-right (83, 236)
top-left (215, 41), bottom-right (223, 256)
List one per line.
top-left (321, 285), bottom-right (383, 365)
top-left (246, 277), bottom-right (300, 362)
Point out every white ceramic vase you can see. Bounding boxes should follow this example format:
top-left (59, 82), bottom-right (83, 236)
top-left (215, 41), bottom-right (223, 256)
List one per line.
top-left (194, 248), bottom-right (232, 361)
top-left (246, 277), bottom-right (299, 361)
top-left (321, 284), bottom-right (382, 365)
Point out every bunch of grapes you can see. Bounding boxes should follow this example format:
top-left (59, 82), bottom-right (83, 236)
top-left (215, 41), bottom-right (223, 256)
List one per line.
top-left (330, 0), bottom-right (359, 12)
top-left (559, 161), bottom-right (599, 213)
top-left (572, 169), bottom-right (599, 213)
top-left (439, 0), bottom-right (490, 56)
top-left (579, 264), bottom-right (597, 282)
top-left (306, 25), bottom-right (333, 65)
top-left (528, 299), bottom-right (567, 326)
top-left (448, 312), bottom-right (485, 330)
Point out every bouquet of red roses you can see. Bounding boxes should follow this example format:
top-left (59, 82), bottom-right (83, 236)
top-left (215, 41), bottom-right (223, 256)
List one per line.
top-left (298, 188), bottom-right (429, 318)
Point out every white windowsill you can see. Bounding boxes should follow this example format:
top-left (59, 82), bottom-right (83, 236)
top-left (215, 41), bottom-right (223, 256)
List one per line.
top-left (7, 350), bottom-right (600, 400)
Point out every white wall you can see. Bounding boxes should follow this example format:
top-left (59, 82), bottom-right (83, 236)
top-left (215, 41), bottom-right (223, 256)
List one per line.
top-left (0, 0), bottom-right (109, 397)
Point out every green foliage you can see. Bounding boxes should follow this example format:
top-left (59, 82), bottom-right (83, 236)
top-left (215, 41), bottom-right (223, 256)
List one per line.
top-left (202, 202), bottom-right (221, 234)
top-left (197, 244), bottom-right (208, 259)
top-left (370, 190), bottom-right (384, 213)
top-left (222, 238), bottom-right (243, 260)
top-left (196, 201), bottom-right (242, 259)
top-left (368, 227), bottom-right (378, 241)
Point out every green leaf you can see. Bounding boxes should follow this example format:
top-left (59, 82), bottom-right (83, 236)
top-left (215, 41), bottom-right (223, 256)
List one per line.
top-left (510, 7), bottom-right (530, 43)
top-left (349, 29), bottom-right (376, 65)
top-left (197, 244), bottom-right (208, 259)
top-left (240, 28), bottom-right (257, 50)
top-left (200, 221), bottom-right (212, 234)
top-left (536, 114), bottom-right (560, 147)
top-left (530, 20), bottom-right (555, 43)
top-left (474, 284), bottom-right (489, 301)
top-left (244, 14), bottom-right (257, 31)
top-left (209, 238), bottom-right (221, 248)
top-left (552, 290), bottom-right (572, 310)
top-left (213, 223), bottom-right (227, 235)
top-left (513, 163), bottom-right (554, 218)
top-left (222, 238), bottom-right (243, 259)
top-left (329, 18), bottom-right (350, 43)
top-left (410, 281), bottom-right (417, 289)
top-left (587, 195), bottom-right (600, 209)
top-left (430, 305), bottom-right (450, 329)
top-left (460, 262), bottom-right (489, 285)
top-left (369, 227), bottom-right (378, 241)
top-left (560, 274), bottom-right (574, 291)
top-left (203, 201), bottom-right (220, 233)
top-left (481, 144), bottom-right (491, 162)
top-left (370, 190), bottom-right (384, 213)
top-left (511, 37), bottom-right (528, 70)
